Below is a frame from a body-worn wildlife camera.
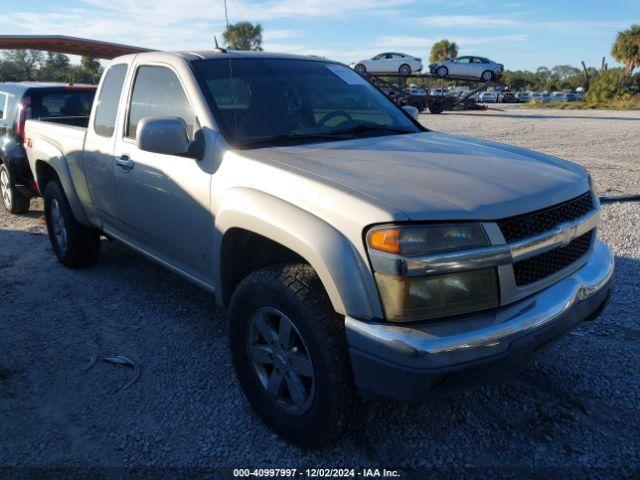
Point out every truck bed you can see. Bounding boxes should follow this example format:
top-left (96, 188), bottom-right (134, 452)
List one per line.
top-left (25, 118), bottom-right (87, 160)
top-left (25, 118), bottom-right (89, 214)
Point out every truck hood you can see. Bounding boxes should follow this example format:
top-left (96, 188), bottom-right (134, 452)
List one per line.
top-left (246, 131), bottom-right (590, 221)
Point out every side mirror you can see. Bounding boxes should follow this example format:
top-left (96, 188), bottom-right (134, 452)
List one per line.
top-left (137, 117), bottom-right (203, 159)
top-left (402, 105), bottom-right (420, 120)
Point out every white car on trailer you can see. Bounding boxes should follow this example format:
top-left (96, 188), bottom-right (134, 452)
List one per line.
top-left (430, 56), bottom-right (503, 82)
top-left (350, 52), bottom-right (423, 76)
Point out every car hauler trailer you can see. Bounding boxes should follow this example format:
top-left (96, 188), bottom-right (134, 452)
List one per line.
top-left (364, 72), bottom-right (499, 114)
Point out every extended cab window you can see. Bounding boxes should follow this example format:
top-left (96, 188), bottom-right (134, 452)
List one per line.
top-left (126, 66), bottom-right (196, 140)
top-left (94, 64), bottom-right (128, 137)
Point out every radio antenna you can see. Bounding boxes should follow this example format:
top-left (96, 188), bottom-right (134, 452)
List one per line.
top-left (220, 0), bottom-right (230, 51)
top-left (224, 0), bottom-right (230, 33)
top-left (214, 36), bottom-right (227, 53)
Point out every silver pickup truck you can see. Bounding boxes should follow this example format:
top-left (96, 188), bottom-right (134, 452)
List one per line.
top-left (25, 50), bottom-right (614, 447)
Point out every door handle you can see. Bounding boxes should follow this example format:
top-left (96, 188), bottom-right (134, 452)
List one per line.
top-left (115, 154), bottom-right (134, 171)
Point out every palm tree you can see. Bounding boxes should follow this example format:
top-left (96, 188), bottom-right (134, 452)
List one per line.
top-left (223, 22), bottom-right (263, 51)
top-left (612, 25), bottom-right (640, 76)
top-left (429, 39), bottom-right (458, 63)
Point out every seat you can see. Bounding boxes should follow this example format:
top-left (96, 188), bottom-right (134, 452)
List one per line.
top-left (29, 100), bottom-right (50, 119)
top-left (238, 82), bottom-right (292, 139)
top-left (60, 95), bottom-right (83, 116)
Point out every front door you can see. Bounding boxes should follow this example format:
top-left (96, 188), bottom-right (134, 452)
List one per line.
top-left (112, 65), bottom-right (213, 281)
top-left (452, 57), bottom-right (472, 76)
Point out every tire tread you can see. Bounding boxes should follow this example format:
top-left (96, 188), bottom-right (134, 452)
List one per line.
top-left (44, 181), bottom-right (100, 268)
top-left (229, 263), bottom-right (358, 447)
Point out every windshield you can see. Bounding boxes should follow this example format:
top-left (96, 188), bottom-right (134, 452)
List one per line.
top-left (191, 58), bottom-right (422, 148)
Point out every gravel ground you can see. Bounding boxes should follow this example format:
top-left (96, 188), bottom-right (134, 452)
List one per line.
top-left (424, 105), bottom-right (640, 197)
top-left (1, 107), bottom-right (639, 479)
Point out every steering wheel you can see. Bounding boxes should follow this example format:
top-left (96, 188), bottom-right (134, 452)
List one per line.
top-left (318, 111), bottom-right (353, 127)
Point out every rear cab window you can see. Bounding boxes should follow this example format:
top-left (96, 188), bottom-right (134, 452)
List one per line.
top-left (29, 89), bottom-right (95, 119)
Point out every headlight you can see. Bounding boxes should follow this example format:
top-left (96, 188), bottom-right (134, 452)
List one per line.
top-left (367, 224), bottom-right (489, 255)
top-left (374, 269), bottom-right (499, 322)
top-left (367, 224), bottom-right (499, 322)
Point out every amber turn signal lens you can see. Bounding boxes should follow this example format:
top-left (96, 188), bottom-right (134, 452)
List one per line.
top-left (368, 228), bottom-right (401, 254)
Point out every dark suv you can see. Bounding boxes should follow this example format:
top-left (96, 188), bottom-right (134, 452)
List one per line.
top-left (0, 83), bottom-right (96, 213)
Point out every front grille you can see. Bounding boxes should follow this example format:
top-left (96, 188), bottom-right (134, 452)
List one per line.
top-left (498, 192), bottom-right (594, 243)
top-left (513, 230), bottom-right (594, 286)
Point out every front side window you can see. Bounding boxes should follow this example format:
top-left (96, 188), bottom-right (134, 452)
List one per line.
top-left (456, 57), bottom-right (470, 64)
top-left (0, 93), bottom-right (7, 119)
top-left (192, 58), bottom-right (421, 148)
top-left (126, 66), bottom-right (196, 140)
top-left (94, 64), bottom-right (127, 138)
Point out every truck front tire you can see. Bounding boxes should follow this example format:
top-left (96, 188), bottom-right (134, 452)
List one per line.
top-left (229, 264), bottom-right (358, 447)
top-left (44, 181), bottom-right (101, 268)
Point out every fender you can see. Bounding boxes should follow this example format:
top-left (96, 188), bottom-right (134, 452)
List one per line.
top-left (214, 187), bottom-right (383, 320)
top-left (2, 142), bottom-right (36, 189)
top-left (31, 137), bottom-right (91, 226)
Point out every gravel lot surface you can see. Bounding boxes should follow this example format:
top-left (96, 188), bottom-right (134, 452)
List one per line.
top-left (1, 107), bottom-right (638, 479)
top-left (425, 106), bottom-right (640, 197)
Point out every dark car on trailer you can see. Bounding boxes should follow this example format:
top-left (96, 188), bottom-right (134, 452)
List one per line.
top-left (0, 82), bottom-right (96, 214)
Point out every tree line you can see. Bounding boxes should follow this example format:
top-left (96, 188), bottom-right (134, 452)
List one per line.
top-left (0, 50), bottom-right (102, 84)
top-left (1, 21), bottom-right (638, 103)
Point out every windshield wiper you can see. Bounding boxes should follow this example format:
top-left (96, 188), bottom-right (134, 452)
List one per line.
top-left (239, 132), bottom-right (355, 148)
top-left (329, 124), bottom-right (416, 136)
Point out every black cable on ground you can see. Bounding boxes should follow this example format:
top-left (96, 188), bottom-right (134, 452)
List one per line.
top-left (599, 195), bottom-right (640, 204)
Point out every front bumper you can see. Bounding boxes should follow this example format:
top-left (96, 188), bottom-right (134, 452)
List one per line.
top-left (346, 241), bottom-right (614, 401)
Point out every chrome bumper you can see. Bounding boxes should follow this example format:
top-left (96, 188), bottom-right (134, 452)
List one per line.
top-left (346, 241), bottom-right (614, 399)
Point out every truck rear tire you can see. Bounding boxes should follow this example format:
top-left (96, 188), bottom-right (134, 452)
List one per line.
top-left (228, 264), bottom-right (358, 447)
top-left (44, 181), bottom-right (101, 268)
top-left (429, 100), bottom-right (444, 114)
top-left (0, 163), bottom-right (30, 214)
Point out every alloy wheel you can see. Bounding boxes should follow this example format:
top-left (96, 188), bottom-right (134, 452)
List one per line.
top-left (50, 198), bottom-right (68, 253)
top-left (0, 169), bottom-right (12, 210)
top-left (247, 307), bottom-right (315, 416)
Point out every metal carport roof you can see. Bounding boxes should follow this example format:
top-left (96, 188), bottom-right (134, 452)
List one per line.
top-left (0, 35), bottom-right (152, 60)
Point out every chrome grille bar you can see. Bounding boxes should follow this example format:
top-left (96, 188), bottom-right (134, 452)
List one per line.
top-left (369, 209), bottom-right (600, 277)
